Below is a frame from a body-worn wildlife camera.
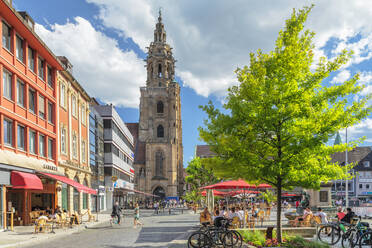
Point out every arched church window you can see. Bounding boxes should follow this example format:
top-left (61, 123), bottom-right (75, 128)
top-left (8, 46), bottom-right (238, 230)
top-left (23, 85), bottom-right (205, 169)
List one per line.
top-left (157, 125), bottom-right (164, 138)
top-left (157, 101), bottom-right (164, 113)
top-left (158, 64), bottom-right (162, 78)
top-left (155, 151), bottom-right (164, 176)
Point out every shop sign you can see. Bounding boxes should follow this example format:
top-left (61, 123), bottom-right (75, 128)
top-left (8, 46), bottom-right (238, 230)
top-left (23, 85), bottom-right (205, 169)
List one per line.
top-left (98, 186), bottom-right (105, 195)
top-left (43, 164), bottom-right (58, 171)
top-left (359, 179), bottom-right (372, 183)
top-left (361, 192), bottom-right (372, 195)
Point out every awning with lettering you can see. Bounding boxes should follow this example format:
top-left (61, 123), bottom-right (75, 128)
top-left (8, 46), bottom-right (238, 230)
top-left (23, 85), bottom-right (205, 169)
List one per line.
top-left (11, 171), bottom-right (43, 190)
top-left (40, 172), bottom-right (97, 195)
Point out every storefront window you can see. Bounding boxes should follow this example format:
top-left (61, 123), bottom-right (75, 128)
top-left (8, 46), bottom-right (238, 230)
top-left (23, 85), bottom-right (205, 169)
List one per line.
top-left (73, 177), bottom-right (79, 212)
top-left (61, 184), bottom-right (67, 211)
top-left (83, 193), bottom-right (88, 209)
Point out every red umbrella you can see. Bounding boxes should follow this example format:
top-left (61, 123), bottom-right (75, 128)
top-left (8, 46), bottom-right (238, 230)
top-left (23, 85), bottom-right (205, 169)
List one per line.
top-left (282, 193), bottom-right (299, 197)
top-left (200, 190), bottom-right (227, 197)
top-left (257, 184), bottom-right (272, 189)
top-left (201, 179), bottom-right (256, 190)
top-left (229, 190), bottom-right (261, 196)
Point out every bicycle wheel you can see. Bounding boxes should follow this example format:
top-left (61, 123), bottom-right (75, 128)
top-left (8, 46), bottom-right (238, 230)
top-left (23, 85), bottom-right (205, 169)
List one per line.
top-left (318, 225), bottom-right (341, 245)
top-left (222, 230), bottom-right (242, 248)
top-left (188, 231), bottom-right (210, 248)
top-left (318, 225), bottom-right (342, 245)
top-left (342, 230), bottom-right (357, 248)
top-left (358, 231), bottom-right (372, 248)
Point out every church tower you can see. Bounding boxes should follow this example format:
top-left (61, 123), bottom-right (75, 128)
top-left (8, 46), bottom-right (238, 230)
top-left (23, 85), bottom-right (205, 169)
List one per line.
top-left (137, 11), bottom-right (183, 198)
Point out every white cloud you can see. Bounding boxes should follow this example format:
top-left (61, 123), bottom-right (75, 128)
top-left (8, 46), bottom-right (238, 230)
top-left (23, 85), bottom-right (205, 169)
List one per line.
top-left (85, 0), bottom-right (372, 99)
top-left (331, 70), bottom-right (350, 84)
top-left (35, 17), bottom-right (146, 108)
top-left (340, 118), bottom-right (372, 143)
top-left (358, 71), bottom-right (372, 96)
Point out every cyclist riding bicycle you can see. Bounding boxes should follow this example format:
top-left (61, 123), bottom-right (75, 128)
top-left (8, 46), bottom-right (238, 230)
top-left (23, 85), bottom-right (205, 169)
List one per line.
top-left (112, 201), bottom-right (122, 224)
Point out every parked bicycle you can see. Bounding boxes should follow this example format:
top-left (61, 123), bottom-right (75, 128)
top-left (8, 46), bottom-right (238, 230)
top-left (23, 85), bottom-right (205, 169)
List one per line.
top-left (341, 216), bottom-right (370, 248)
top-left (318, 216), bottom-right (371, 247)
top-left (188, 218), bottom-right (242, 248)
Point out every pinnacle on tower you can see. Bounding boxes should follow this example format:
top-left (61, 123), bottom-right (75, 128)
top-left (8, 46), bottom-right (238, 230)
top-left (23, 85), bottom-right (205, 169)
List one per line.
top-left (158, 7), bottom-right (162, 23)
top-left (154, 8), bottom-right (166, 43)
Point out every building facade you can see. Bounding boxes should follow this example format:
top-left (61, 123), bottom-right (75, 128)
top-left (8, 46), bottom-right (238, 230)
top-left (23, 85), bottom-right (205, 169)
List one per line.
top-left (0, 0), bottom-right (63, 227)
top-left (93, 104), bottom-right (135, 210)
top-left (332, 147), bottom-right (372, 204)
top-left (89, 101), bottom-right (105, 211)
top-left (57, 56), bottom-right (92, 213)
top-left (129, 12), bottom-right (184, 200)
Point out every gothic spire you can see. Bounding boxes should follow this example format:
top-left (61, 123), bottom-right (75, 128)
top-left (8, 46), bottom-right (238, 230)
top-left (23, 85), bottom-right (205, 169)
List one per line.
top-left (154, 8), bottom-right (166, 43)
top-left (334, 131), bottom-right (342, 145)
top-left (158, 7), bottom-right (162, 23)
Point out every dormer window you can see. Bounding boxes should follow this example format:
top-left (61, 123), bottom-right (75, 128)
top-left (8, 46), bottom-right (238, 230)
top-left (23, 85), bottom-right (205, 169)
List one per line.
top-left (363, 161), bottom-right (370, 168)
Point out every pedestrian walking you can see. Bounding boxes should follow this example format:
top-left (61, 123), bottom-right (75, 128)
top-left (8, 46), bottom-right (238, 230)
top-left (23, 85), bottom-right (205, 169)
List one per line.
top-left (133, 203), bottom-right (143, 228)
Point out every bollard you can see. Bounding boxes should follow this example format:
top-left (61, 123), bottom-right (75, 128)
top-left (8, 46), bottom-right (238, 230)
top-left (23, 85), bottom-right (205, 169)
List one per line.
top-left (169, 208), bottom-right (171, 215)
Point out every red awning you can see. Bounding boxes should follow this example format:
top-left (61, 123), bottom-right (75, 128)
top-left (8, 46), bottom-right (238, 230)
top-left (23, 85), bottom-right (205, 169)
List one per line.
top-left (201, 179), bottom-right (257, 190)
top-left (40, 172), bottom-right (97, 195)
top-left (11, 171), bottom-right (43, 190)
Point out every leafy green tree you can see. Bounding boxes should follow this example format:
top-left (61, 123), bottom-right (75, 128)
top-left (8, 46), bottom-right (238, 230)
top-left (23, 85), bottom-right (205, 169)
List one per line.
top-left (199, 6), bottom-right (370, 242)
top-left (259, 190), bottom-right (277, 205)
top-left (185, 157), bottom-right (218, 203)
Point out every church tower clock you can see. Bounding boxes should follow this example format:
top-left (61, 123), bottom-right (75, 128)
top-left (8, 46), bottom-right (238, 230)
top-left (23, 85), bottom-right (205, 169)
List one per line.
top-left (137, 11), bottom-right (183, 198)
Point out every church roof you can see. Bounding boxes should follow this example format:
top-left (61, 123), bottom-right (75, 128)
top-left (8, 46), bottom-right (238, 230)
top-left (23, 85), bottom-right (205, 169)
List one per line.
top-left (195, 145), bottom-right (215, 158)
top-left (126, 123), bottom-right (146, 164)
top-left (331, 146), bottom-right (372, 171)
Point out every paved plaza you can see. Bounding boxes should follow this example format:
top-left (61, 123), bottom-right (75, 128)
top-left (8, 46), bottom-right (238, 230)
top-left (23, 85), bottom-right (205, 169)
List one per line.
top-left (17, 211), bottom-right (198, 248)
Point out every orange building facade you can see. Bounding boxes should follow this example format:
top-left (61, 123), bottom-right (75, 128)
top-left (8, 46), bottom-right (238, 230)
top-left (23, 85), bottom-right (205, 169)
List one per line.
top-left (0, 0), bottom-right (63, 227)
top-left (0, 0), bottom-right (95, 229)
top-left (57, 56), bottom-right (92, 213)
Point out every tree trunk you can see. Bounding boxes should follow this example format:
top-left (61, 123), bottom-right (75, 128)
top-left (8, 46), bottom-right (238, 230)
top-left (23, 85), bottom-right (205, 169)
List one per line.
top-left (276, 178), bottom-right (282, 243)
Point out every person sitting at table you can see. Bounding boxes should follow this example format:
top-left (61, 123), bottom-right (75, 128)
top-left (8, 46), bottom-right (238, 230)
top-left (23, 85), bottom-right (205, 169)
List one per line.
top-left (293, 207), bottom-right (312, 226)
top-left (54, 206), bottom-right (62, 215)
top-left (228, 207), bottom-right (240, 220)
top-left (220, 206), bottom-right (228, 218)
top-left (200, 207), bottom-right (212, 223)
top-left (37, 212), bottom-right (49, 221)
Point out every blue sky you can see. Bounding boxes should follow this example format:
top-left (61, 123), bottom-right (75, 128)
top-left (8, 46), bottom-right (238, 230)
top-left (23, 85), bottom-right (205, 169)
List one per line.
top-left (12, 0), bottom-right (372, 165)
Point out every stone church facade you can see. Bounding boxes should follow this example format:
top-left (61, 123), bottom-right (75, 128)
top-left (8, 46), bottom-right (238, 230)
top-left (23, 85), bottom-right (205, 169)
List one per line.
top-left (127, 12), bottom-right (184, 199)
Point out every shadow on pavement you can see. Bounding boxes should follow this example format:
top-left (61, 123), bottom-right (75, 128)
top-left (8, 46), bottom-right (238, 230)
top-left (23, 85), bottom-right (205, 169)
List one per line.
top-left (107, 244), bottom-right (185, 248)
top-left (85, 225), bottom-right (113, 230)
top-left (135, 226), bottom-right (190, 244)
top-left (157, 220), bottom-right (198, 224)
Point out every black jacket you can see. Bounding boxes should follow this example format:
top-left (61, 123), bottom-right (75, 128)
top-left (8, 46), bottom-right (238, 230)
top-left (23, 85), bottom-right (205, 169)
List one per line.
top-left (341, 212), bottom-right (355, 224)
top-left (112, 205), bottom-right (121, 215)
